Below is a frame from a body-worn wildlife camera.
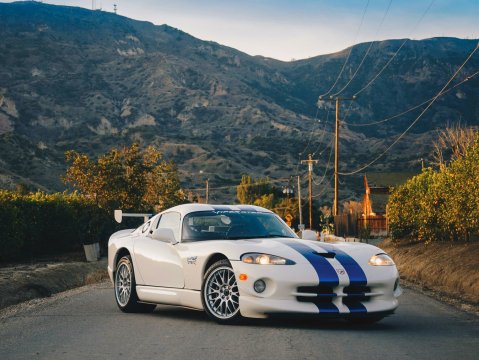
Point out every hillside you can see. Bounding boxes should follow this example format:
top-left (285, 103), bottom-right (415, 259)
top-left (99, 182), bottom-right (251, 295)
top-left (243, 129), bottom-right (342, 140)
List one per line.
top-left (0, 1), bottom-right (478, 203)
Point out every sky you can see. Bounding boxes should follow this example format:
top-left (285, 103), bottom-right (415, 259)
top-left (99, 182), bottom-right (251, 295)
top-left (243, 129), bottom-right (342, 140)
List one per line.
top-left (3, 0), bottom-right (479, 60)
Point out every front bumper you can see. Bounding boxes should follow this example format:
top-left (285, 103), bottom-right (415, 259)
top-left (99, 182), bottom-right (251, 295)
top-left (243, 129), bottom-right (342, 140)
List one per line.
top-left (232, 261), bottom-right (401, 319)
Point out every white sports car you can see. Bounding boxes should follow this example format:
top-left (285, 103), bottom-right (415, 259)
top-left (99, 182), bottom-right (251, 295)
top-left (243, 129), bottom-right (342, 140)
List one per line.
top-left (108, 204), bottom-right (401, 324)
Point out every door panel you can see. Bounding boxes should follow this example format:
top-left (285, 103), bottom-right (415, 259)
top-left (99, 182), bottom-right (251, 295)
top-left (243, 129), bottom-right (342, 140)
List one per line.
top-left (133, 212), bottom-right (184, 288)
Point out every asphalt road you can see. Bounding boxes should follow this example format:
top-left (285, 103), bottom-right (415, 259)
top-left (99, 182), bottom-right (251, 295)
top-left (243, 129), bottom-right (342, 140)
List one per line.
top-left (0, 282), bottom-right (478, 360)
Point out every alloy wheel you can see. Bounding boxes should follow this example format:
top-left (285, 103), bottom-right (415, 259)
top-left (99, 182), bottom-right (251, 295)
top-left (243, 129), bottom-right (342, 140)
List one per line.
top-left (204, 266), bottom-right (240, 319)
top-left (115, 262), bottom-right (132, 307)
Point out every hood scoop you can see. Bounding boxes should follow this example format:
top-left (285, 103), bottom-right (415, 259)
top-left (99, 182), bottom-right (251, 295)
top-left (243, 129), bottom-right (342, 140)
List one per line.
top-left (312, 251), bottom-right (336, 259)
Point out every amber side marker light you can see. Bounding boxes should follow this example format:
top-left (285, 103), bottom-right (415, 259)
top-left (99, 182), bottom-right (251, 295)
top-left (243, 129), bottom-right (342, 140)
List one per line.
top-left (239, 274), bottom-right (248, 281)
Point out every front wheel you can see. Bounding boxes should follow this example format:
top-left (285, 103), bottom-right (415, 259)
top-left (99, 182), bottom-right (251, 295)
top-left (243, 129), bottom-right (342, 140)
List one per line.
top-left (114, 255), bottom-right (156, 313)
top-left (202, 259), bottom-right (241, 324)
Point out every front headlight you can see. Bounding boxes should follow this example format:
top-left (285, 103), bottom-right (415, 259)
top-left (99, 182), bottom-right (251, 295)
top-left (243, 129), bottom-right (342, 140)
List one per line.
top-left (368, 253), bottom-right (395, 266)
top-left (241, 253), bottom-right (295, 265)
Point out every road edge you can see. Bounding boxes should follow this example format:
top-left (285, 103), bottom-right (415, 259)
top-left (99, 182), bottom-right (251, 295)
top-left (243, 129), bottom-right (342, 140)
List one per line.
top-left (0, 258), bottom-right (109, 310)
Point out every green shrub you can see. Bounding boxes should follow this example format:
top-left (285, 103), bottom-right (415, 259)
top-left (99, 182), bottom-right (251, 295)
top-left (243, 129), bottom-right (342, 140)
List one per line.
top-left (0, 191), bottom-right (117, 262)
top-left (388, 134), bottom-right (479, 243)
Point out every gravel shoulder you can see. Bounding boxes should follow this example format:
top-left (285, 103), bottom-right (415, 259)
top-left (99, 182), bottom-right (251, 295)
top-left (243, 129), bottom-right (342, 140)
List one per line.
top-left (0, 258), bottom-right (109, 310)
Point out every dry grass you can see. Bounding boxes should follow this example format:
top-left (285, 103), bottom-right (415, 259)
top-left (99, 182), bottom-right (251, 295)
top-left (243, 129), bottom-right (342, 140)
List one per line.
top-left (381, 239), bottom-right (479, 304)
top-left (84, 269), bottom-right (109, 285)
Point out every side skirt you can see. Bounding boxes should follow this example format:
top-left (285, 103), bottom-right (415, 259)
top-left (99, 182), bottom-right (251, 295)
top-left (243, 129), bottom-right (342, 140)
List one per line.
top-left (136, 286), bottom-right (203, 310)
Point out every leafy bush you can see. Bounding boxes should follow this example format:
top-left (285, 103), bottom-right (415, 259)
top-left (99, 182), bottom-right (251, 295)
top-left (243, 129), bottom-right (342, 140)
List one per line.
top-left (0, 191), bottom-right (117, 262)
top-left (388, 134), bottom-right (479, 242)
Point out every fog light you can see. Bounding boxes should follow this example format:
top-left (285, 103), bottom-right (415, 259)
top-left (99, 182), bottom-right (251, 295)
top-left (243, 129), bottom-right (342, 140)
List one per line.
top-left (253, 279), bottom-right (266, 293)
top-left (394, 277), bottom-right (400, 291)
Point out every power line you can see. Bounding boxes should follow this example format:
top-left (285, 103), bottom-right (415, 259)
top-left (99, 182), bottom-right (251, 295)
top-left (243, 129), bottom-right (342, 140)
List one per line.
top-left (339, 42), bottom-right (479, 176)
top-left (312, 138), bottom-right (334, 187)
top-left (296, 107), bottom-right (330, 175)
top-left (184, 176), bottom-right (300, 192)
top-left (312, 173), bottom-right (334, 199)
top-left (331, 0), bottom-right (394, 97)
top-left (319, 0), bottom-right (370, 97)
top-left (330, 0), bottom-right (436, 124)
top-left (298, 106), bottom-right (321, 156)
top-left (343, 69), bottom-right (479, 127)
top-left (311, 109), bottom-right (332, 156)
top-left (353, 0), bottom-right (436, 97)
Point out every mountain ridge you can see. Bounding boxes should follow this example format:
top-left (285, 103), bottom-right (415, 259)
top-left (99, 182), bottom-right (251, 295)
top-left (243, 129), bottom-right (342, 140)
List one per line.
top-left (0, 1), bottom-right (478, 203)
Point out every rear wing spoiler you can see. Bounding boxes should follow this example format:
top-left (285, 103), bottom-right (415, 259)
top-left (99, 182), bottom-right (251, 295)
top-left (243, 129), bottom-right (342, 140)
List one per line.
top-left (114, 210), bottom-right (152, 223)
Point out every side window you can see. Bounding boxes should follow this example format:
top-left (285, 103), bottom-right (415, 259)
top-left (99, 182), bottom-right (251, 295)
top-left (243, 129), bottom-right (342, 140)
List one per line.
top-left (157, 212), bottom-right (181, 242)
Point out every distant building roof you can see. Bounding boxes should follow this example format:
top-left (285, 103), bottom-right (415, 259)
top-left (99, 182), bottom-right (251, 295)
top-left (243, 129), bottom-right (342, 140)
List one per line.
top-left (363, 172), bottom-right (419, 216)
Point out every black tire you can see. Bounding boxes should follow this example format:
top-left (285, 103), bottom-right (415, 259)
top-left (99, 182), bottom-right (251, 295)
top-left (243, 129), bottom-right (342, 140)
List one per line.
top-left (114, 255), bottom-right (156, 313)
top-left (201, 259), bottom-right (241, 324)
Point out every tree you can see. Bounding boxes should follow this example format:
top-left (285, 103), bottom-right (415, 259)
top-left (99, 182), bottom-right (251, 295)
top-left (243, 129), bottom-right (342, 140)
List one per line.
top-left (432, 124), bottom-right (477, 168)
top-left (63, 144), bottom-right (185, 212)
top-left (254, 194), bottom-right (275, 210)
top-left (236, 175), bottom-right (272, 205)
top-left (236, 175), bottom-right (255, 204)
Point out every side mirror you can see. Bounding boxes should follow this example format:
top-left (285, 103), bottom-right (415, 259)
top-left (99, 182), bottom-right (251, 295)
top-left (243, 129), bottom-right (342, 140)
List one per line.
top-left (151, 228), bottom-right (178, 244)
top-left (301, 229), bottom-right (317, 241)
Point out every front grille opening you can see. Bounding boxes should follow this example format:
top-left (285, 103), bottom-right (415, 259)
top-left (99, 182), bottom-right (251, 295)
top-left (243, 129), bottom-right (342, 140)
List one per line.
top-left (343, 285), bottom-right (371, 302)
top-left (344, 285), bottom-right (370, 294)
top-left (297, 286), bottom-right (336, 304)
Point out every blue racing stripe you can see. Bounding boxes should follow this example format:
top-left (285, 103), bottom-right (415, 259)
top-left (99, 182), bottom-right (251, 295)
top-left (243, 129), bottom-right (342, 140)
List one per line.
top-left (317, 243), bottom-right (368, 313)
top-left (317, 244), bottom-right (367, 286)
top-left (282, 240), bottom-right (339, 313)
top-left (283, 241), bottom-right (339, 287)
top-left (345, 302), bottom-right (367, 313)
top-left (314, 303), bottom-right (340, 313)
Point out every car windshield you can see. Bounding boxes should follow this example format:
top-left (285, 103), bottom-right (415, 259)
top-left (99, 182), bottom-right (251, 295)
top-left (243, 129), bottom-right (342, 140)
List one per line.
top-left (181, 210), bottom-right (297, 242)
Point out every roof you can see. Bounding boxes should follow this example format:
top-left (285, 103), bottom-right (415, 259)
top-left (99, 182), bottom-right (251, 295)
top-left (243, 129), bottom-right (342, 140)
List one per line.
top-left (365, 172), bottom-right (418, 188)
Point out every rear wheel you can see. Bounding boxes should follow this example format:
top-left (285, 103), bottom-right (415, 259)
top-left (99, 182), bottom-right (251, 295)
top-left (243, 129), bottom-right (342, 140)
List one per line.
top-left (202, 259), bottom-right (241, 324)
top-left (114, 255), bottom-right (156, 313)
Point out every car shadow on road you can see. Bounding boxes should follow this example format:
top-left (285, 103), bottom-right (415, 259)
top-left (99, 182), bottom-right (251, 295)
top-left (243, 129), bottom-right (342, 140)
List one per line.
top-left (151, 305), bottom-right (398, 331)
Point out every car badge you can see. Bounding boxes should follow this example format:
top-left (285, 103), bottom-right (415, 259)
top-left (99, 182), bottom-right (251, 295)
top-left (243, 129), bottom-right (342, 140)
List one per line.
top-left (336, 269), bottom-right (345, 275)
top-left (187, 256), bottom-right (198, 265)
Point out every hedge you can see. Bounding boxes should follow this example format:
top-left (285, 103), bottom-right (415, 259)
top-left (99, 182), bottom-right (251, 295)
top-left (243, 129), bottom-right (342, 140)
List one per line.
top-left (388, 134), bottom-right (479, 243)
top-left (0, 191), bottom-right (117, 262)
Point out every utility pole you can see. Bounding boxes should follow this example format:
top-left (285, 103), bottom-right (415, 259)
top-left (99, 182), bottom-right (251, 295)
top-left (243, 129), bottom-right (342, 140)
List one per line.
top-left (205, 179), bottom-right (209, 204)
top-left (297, 175), bottom-right (303, 228)
top-left (301, 154), bottom-right (319, 229)
top-left (318, 95), bottom-right (356, 216)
